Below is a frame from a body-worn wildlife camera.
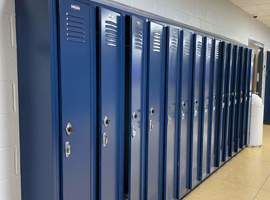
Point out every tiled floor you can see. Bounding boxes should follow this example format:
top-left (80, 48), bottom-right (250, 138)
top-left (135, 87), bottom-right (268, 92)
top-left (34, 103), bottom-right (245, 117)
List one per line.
top-left (184, 125), bottom-right (270, 200)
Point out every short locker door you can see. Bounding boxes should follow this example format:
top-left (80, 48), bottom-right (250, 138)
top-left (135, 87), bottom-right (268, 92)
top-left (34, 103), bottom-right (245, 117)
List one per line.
top-left (146, 21), bottom-right (166, 200)
top-left (202, 37), bottom-right (214, 178)
top-left (99, 8), bottom-right (125, 200)
top-left (228, 45), bottom-right (238, 157)
top-left (223, 44), bottom-right (233, 162)
top-left (59, 1), bottom-right (95, 200)
top-left (191, 34), bottom-right (204, 187)
top-left (217, 42), bottom-right (227, 166)
top-left (128, 16), bottom-right (146, 200)
top-left (210, 40), bottom-right (221, 171)
top-left (164, 26), bottom-right (180, 200)
top-left (177, 30), bottom-right (193, 198)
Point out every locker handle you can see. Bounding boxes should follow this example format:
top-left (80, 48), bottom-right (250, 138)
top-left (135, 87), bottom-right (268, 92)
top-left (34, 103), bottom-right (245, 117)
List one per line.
top-left (149, 119), bottom-right (154, 131)
top-left (65, 141), bottom-right (72, 158)
top-left (103, 132), bottom-right (109, 147)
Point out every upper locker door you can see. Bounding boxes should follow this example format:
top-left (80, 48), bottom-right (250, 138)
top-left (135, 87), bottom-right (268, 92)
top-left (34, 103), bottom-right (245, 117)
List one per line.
top-left (228, 45), bottom-right (238, 157)
top-left (202, 37), bottom-right (214, 178)
top-left (191, 34), bottom-right (204, 187)
top-left (223, 44), bottom-right (233, 162)
top-left (99, 8), bottom-right (125, 200)
top-left (210, 40), bottom-right (221, 171)
top-left (177, 30), bottom-right (193, 198)
top-left (59, 1), bottom-right (95, 200)
top-left (164, 26), bottom-right (180, 200)
top-left (128, 16), bottom-right (146, 200)
top-left (146, 21), bottom-right (166, 200)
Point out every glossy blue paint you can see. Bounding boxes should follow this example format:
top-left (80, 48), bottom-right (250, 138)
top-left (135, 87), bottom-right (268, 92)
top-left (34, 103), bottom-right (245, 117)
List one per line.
top-left (190, 34), bottom-right (204, 187)
top-left (127, 16), bottom-right (146, 200)
top-left (177, 30), bottom-right (194, 198)
top-left (164, 26), bottom-right (181, 200)
top-left (202, 37), bottom-right (214, 177)
top-left (99, 8), bottom-right (125, 200)
top-left (145, 21), bottom-right (166, 200)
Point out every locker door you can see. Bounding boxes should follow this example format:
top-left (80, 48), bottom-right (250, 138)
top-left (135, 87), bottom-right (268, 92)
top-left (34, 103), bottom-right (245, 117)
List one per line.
top-left (222, 44), bottom-right (233, 162)
top-left (59, 1), bottom-right (95, 200)
top-left (202, 37), bottom-right (214, 178)
top-left (164, 26), bottom-right (180, 200)
top-left (228, 45), bottom-right (238, 157)
top-left (191, 34), bottom-right (204, 187)
top-left (128, 16), bottom-right (146, 200)
top-left (146, 21), bottom-right (166, 200)
top-left (99, 8), bottom-right (125, 200)
top-left (210, 40), bottom-right (221, 171)
top-left (177, 30), bottom-right (193, 198)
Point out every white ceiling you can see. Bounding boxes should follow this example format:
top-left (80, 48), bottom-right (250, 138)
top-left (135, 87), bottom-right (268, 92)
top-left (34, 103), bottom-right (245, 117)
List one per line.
top-left (230, 0), bottom-right (270, 28)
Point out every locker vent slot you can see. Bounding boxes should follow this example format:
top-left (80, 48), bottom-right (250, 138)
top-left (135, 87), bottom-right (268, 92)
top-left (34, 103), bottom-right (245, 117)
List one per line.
top-left (196, 40), bottom-right (202, 57)
top-left (207, 42), bottom-right (211, 58)
top-left (134, 32), bottom-right (143, 50)
top-left (216, 47), bottom-right (220, 59)
top-left (184, 39), bottom-right (191, 56)
top-left (105, 20), bottom-right (118, 47)
top-left (65, 12), bottom-right (86, 43)
top-left (153, 32), bottom-right (161, 52)
top-left (170, 32), bottom-right (178, 50)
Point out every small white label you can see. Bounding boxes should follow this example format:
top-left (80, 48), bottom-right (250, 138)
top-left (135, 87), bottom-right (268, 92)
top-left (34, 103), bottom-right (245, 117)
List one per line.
top-left (71, 4), bottom-right (81, 11)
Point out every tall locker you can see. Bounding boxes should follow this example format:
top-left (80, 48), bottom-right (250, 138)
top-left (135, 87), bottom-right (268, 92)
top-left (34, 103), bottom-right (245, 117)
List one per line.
top-left (202, 37), bottom-right (214, 178)
top-left (177, 30), bottom-right (193, 198)
top-left (99, 8), bottom-right (126, 200)
top-left (210, 40), bottom-right (221, 171)
top-left (222, 44), bottom-right (233, 162)
top-left (164, 26), bottom-right (180, 200)
top-left (228, 45), bottom-right (238, 157)
top-left (146, 21), bottom-right (166, 200)
top-left (127, 16), bottom-right (147, 200)
top-left (190, 34), bottom-right (204, 187)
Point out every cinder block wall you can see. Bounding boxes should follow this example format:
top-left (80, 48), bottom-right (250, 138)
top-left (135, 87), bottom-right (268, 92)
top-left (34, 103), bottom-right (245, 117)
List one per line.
top-left (0, 1), bottom-right (21, 200)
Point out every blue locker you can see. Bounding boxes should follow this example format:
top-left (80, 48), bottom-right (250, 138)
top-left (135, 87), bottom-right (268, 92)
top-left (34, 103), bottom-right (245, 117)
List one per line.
top-left (202, 37), bottom-right (214, 178)
top-left (228, 45), bottom-right (238, 157)
top-left (209, 40), bottom-right (222, 171)
top-left (190, 34), bottom-right (204, 187)
top-left (146, 21), bottom-right (166, 200)
top-left (222, 44), bottom-right (233, 162)
top-left (59, 1), bottom-right (96, 200)
top-left (127, 16), bottom-right (146, 200)
top-left (177, 30), bottom-right (193, 198)
top-left (164, 26), bottom-right (180, 200)
top-left (99, 8), bottom-right (125, 200)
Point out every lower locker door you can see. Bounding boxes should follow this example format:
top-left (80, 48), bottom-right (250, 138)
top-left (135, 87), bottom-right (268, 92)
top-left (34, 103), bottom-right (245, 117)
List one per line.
top-left (99, 8), bottom-right (125, 200)
top-left (59, 1), bottom-right (95, 199)
top-left (164, 27), bottom-right (180, 200)
top-left (128, 16), bottom-right (145, 200)
top-left (146, 21), bottom-right (166, 200)
top-left (191, 34), bottom-right (204, 187)
top-left (178, 30), bottom-right (193, 198)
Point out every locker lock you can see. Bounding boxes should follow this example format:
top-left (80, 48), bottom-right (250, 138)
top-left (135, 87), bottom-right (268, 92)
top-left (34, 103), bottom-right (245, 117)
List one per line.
top-left (103, 116), bottom-right (110, 127)
top-left (65, 122), bottom-right (73, 136)
top-left (150, 107), bottom-right (155, 115)
top-left (132, 112), bottom-right (138, 120)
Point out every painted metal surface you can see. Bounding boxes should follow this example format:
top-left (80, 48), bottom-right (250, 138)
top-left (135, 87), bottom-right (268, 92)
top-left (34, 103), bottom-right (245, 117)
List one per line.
top-left (264, 51), bottom-right (270, 124)
top-left (99, 7), bottom-right (125, 200)
top-left (177, 30), bottom-right (193, 198)
top-left (128, 16), bottom-right (146, 200)
top-left (164, 26), bottom-right (180, 200)
top-left (146, 21), bottom-right (166, 200)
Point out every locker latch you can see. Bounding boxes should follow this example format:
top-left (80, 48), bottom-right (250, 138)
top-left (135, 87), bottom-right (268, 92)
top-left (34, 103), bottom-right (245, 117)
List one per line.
top-left (103, 132), bottom-right (109, 147)
top-left (65, 141), bottom-right (72, 158)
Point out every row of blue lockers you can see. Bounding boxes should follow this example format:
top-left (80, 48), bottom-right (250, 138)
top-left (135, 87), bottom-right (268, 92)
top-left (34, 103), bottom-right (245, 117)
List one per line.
top-left (16, 0), bottom-right (252, 200)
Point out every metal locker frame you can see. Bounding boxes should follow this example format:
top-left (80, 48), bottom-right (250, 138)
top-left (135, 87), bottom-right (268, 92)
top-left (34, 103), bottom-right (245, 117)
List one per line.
top-left (177, 30), bottom-right (194, 198)
top-left (126, 16), bottom-right (147, 200)
top-left (190, 34), bottom-right (205, 187)
top-left (164, 26), bottom-right (181, 200)
top-left (145, 21), bottom-right (166, 200)
top-left (98, 7), bottom-right (126, 200)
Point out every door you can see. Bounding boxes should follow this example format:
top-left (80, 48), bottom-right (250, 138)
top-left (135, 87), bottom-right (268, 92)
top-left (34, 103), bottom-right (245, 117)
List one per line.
top-left (177, 30), bottom-right (193, 198)
top-left (190, 34), bottom-right (204, 187)
top-left (264, 52), bottom-right (270, 123)
top-left (99, 8), bottom-right (125, 200)
top-left (59, 1), bottom-right (96, 200)
top-left (127, 16), bottom-right (146, 200)
top-left (146, 21), bottom-right (166, 200)
top-left (164, 26), bottom-right (180, 200)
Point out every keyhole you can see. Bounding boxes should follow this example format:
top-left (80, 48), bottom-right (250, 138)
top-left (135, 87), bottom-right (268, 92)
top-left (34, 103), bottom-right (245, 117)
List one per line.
top-left (66, 122), bottom-right (73, 136)
top-left (104, 116), bottom-right (110, 127)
